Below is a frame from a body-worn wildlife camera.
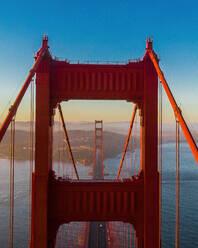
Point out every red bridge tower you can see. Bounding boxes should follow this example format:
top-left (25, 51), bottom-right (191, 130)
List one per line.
top-left (31, 37), bottom-right (159, 248)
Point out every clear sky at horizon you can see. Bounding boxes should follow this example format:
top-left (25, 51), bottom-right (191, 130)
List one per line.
top-left (0, 0), bottom-right (198, 123)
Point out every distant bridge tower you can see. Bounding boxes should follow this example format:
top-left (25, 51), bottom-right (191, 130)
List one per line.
top-left (88, 120), bottom-right (108, 247)
top-left (93, 120), bottom-right (104, 179)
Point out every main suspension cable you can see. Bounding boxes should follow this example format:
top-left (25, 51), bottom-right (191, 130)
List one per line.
top-left (0, 38), bottom-right (48, 143)
top-left (148, 45), bottom-right (198, 164)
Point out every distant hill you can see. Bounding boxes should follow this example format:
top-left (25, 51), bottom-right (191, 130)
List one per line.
top-left (1, 121), bottom-right (198, 136)
top-left (0, 129), bottom-right (130, 165)
top-left (0, 121), bottom-right (197, 164)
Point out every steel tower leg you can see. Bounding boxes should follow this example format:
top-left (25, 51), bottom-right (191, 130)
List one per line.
top-left (140, 52), bottom-right (159, 247)
top-left (31, 56), bottom-right (54, 248)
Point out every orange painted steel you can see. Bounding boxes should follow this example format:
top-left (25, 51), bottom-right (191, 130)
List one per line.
top-left (116, 104), bottom-right (137, 179)
top-left (147, 44), bottom-right (198, 164)
top-left (141, 48), bottom-right (159, 248)
top-left (50, 60), bottom-right (144, 105)
top-left (48, 174), bottom-right (144, 226)
top-left (31, 38), bottom-right (159, 248)
top-left (47, 173), bottom-right (144, 247)
top-left (57, 103), bottom-right (79, 180)
top-left (32, 43), bottom-right (53, 248)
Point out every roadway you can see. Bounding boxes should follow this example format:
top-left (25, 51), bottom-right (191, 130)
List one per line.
top-left (87, 148), bottom-right (108, 248)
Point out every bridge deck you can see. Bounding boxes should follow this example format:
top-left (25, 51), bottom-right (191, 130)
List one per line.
top-left (88, 148), bottom-right (108, 248)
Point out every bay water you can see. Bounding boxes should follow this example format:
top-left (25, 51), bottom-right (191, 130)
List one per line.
top-left (0, 142), bottom-right (198, 247)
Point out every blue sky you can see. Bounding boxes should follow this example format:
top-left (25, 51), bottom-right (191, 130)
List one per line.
top-left (0, 0), bottom-right (198, 122)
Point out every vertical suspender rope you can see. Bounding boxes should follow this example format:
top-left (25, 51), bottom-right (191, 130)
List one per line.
top-left (59, 116), bottom-right (64, 248)
top-left (28, 79), bottom-right (34, 247)
top-left (12, 120), bottom-right (14, 246)
top-left (126, 147), bottom-right (128, 178)
top-left (133, 116), bottom-right (137, 248)
top-left (9, 120), bottom-right (13, 248)
top-left (135, 117), bottom-right (137, 248)
top-left (58, 114), bottom-right (61, 177)
top-left (56, 114), bottom-right (61, 247)
top-left (175, 120), bottom-right (180, 248)
top-left (178, 124), bottom-right (180, 248)
top-left (134, 121), bottom-right (137, 176)
top-left (175, 120), bottom-right (178, 248)
top-left (159, 80), bottom-right (163, 247)
top-left (62, 136), bottom-right (64, 177)
top-left (60, 116), bottom-right (63, 248)
top-left (130, 132), bottom-right (133, 248)
top-left (9, 116), bottom-right (15, 248)
top-left (130, 134), bottom-right (133, 176)
top-left (66, 144), bottom-right (68, 177)
top-left (63, 139), bottom-right (66, 178)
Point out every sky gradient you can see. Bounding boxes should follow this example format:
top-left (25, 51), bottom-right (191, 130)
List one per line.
top-left (0, 0), bottom-right (198, 123)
